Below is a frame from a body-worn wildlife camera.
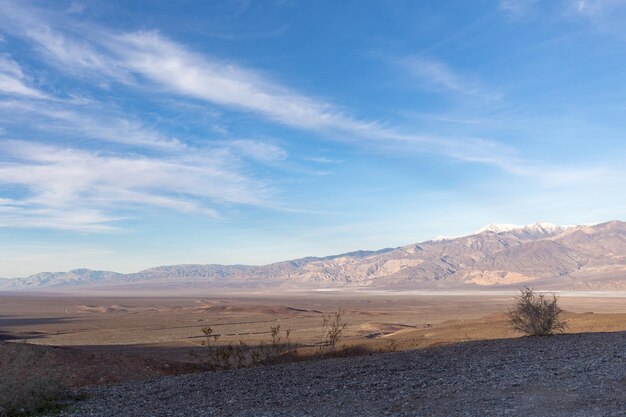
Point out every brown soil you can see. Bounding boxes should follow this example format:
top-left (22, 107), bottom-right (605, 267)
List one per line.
top-left (2, 291), bottom-right (626, 387)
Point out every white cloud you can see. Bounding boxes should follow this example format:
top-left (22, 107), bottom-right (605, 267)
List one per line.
top-left (0, 2), bottom-right (130, 82)
top-left (0, 140), bottom-right (272, 231)
top-left (108, 31), bottom-right (374, 132)
top-left (0, 54), bottom-right (23, 78)
top-left (0, 0), bottom-right (612, 233)
top-left (304, 156), bottom-right (343, 164)
top-left (0, 73), bottom-right (42, 97)
top-left (575, 0), bottom-right (622, 15)
top-left (499, 0), bottom-right (538, 17)
top-left (401, 56), bottom-right (501, 101)
top-left (573, 0), bottom-right (626, 32)
top-left (109, 32), bottom-right (528, 170)
top-left (0, 99), bottom-right (184, 150)
top-left (0, 3), bottom-right (522, 170)
top-left (0, 203), bottom-right (120, 232)
top-left (500, 0), bottom-right (626, 32)
top-left (0, 54), bottom-right (48, 98)
top-left (227, 139), bottom-right (288, 162)
top-left (31, 26), bottom-right (123, 78)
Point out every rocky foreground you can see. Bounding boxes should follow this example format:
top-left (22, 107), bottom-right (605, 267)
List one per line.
top-left (59, 332), bottom-right (626, 417)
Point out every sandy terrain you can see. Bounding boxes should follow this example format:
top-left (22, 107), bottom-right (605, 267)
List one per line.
top-left (2, 290), bottom-right (626, 372)
top-left (3, 289), bottom-right (626, 416)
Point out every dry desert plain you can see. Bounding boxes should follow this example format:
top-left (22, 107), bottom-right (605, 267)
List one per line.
top-left (2, 289), bottom-right (626, 387)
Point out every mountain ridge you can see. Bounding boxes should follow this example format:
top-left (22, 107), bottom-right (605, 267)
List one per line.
top-left (474, 222), bottom-right (575, 235)
top-left (2, 220), bottom-right (625, 291)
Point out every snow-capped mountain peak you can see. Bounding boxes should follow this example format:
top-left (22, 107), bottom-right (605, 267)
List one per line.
top-left (475, 222), bottom-right (567, 235)
top-left (475, 223), bottom-right (523, 234)
top-left (522, 222), bottom-right (564, 234)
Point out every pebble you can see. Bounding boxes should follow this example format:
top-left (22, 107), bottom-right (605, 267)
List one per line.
top-left (57, 332), bottom-right (626, 417)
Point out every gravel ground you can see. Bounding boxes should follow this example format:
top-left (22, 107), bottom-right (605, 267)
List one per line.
top-left (59, 332), bottom-right (626, 417)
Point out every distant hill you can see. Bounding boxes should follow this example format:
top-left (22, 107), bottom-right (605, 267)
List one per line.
top-left (2, 221), bottom-right (625, 291)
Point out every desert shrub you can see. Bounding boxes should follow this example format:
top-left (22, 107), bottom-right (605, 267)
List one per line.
top-left (197, 324), bottom-right (293, 370)
top-left (507, 287), bottom-right (567, 336)
top-left (308, 344), bottom-right (372, 359)
top-left (319, 309), bottom-right (349, 351)
top-left (385, 339), bottom-right (399, 352)
top-left (0, 343), bottom-right (69, 416)
top-left (266, 324), bottom-right (292, 360)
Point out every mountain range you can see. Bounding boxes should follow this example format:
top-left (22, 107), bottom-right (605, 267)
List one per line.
top-left (2, 221), bottom-right (625, 291)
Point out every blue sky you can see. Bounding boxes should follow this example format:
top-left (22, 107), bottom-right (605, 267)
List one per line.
top-left (1, 0), bottom-right (625, 277)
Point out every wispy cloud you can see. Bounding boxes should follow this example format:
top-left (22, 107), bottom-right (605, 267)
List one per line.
top-left (109, 31), bottom-right (530, 171)
top-left (304, 156), bottom-right (343, 164)
top-left (0, 1), bottom-right (130, 82)
top-left (573, 0), bottom-right (626, 36)
top-left (0, 99), bottom-right (185, 150)
top-left (0, 3), bottom-right (519, 169)
top-left (575, 0), bottom-right (624, 17)
top-left (0, 203), bottom-right (120, 232)
top-left (0, 54), bottom-right (48, 98)
top-left (499, 0), bottom-right (626, 31)
top-left (499, 0), bottom-right (538, 18)
top-left (0, 140), bottom-right (272, 231)
top-left (227, 139), bottom-right (288, 163)
top-left (0, 0), bottom-right (611, 235)
top-left (108, 31), bottom-right (377, 132)
top-left (400, 56), bottom-right (502, 101)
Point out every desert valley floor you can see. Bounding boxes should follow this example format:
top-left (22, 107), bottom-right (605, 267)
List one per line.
top-left (2, 290), bottom-right (626, 371)
top-left (2, 290), bottom-right (626, 415)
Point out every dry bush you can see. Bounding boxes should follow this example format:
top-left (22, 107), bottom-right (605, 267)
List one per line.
top-left (189, 310), bottom-right (415, 372)
top-left (319, 309), bottom-right (349, 351)
top-left (195, 311), bottom-right (357, 370)
top-left (196, 324), bottom-right (293, 370)
top-left (0, 343), bottom-right (69, 416)
top-left (302, 344), bottom-right (372, 360)
top-left (385, 339), bottom-right (399, 352)
top-left (507, 287), bottom-right (567, 336)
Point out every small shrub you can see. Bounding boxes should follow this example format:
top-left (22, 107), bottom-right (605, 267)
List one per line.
top-left (0, 343), bottom-right (69, 416)
top-left (310, 344), bottom-right (371, 359)
top-left (386, 339), bottom-right (399, 352)
top-left (266, 324), bottom-right (292, 361)
top-left (319, 309), bottom-right (349, 351)
top-left (507, 287), bottom-right (567, 336)
top-left (197, 324), bottom-right (292, 370)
